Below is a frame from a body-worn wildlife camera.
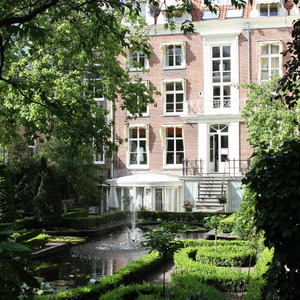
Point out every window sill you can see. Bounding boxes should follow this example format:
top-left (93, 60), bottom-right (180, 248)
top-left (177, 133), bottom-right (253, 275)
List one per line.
top-left (128, 166), bottom-right (149, 170)
top-left (163, 66), bottom-right (186, 70)
top-left (163, 165), bottom-right (182, 170)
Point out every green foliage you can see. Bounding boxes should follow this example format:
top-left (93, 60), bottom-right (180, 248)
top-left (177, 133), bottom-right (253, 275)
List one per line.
top-left (33, 158), bottom-right (63, 228)
top-left (241, 78), bottom-right (299, 150)
top-left (244, 247), bottom-right (274, 300)
top-left (62, 209), bottom-right (89, 218)
top-left (0, 223), bottom-right (40, 299)
top-left (12, 157), bottom-right (41, 216)
top-left (36, 251), bottom-right (162, 300)
top-left (204, 215), bottom-right (226, 252)
top-left (141, 221), bottom-right (184, 297)
top-left (218, 213), bottom-right (236, 234)
top-left (0, 164), bottom-right (15, 222)
top-left (195, 244), bottom-right (257, 267)
top-left (243, 140), bottom-right (300, 299)
top-left (174, 246), bottom-right (251, 293)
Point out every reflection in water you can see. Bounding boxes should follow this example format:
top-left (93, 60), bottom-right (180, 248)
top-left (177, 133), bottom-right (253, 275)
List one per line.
top-left (37, 228), bottom-right (147, 290)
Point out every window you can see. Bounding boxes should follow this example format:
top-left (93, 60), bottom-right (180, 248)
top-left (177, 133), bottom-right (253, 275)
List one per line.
top-left (226, 8), bottom-right (244, 18)
top-left (28, 138), bottom-right (37, 157)
top-left (166, 11), bottom-right (183, 23)
top-left (128, 126), bottom-right (148, 167)
top-left (86, 73), bottom-right (104, 101)
top-left (212, 45), bottom-right (231, 108)
top-left (165, 126), bottom-right (184, 166)
top-left (259, 42), bottom-right (281, 81)
top-left (94, 150), bottom-right (105, 164)
top-left (164, 79), bottom-right (185, 115)
top-left (128, 50), bottom-right (148, 71)
top-left (260, 4), bottom-right (278, 16)
top-left (202, 10), bottom-right (220, 20)
top-left (127, 81), bottom-right (149, 117)
top-left (162, 42), bottom-right (185, 69)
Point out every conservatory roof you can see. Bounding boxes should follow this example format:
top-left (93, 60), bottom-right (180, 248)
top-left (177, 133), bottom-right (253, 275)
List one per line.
top-left (108, 172), bottom-right (183, 187)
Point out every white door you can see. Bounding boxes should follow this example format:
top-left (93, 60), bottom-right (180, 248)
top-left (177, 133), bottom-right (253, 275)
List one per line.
top-left (208, 124), bottom-right (229, 172)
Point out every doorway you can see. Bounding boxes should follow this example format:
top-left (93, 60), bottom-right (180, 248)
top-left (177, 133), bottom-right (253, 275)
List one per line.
top-left (209, 124), bottom-right (229, 172)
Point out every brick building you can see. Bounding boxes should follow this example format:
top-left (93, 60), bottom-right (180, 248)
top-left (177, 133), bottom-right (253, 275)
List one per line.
top-left (107, 0), bottom-right (299, 212)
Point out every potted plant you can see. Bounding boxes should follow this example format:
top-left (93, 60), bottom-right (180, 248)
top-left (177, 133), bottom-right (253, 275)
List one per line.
top-left (183, 200), bottom-right (195, 212)
top-left (217, 192), bottom-right (227, 205)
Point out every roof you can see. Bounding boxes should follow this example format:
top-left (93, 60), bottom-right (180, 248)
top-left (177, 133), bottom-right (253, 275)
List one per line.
top-left (109, 172), bottom-right (183, 187)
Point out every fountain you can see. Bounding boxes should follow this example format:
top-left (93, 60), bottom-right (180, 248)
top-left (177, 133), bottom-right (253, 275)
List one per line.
top-left (36, 228), bottom-right (147, 290)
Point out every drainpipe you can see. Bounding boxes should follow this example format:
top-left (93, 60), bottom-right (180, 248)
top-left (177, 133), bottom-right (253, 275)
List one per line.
top-left (247, 22), bottom-right (251, 84)
top-left (110, 100), bottom-right (114, 179)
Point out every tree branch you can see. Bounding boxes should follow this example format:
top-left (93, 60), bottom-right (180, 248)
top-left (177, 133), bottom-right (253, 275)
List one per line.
top-left (0, 0), bottom-right (59, 28)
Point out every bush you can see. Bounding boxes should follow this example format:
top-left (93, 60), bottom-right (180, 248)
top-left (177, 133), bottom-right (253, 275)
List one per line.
top-left (195, 244), bottom-right (257, 267)
top-left (62, 209), bottom-right (89, 218)
top-left (0, 164), bottom-right (15, 222)
top-left (174, 245), bottom-right (251, 293)
top-left (244, 247), bottom-right (274, 300)
top-left (36, 251), bottom-right (163, 300)
top-left (219, 213), bottom-right (237, 234)
top-left (33, 158), bottom-right (63, 228)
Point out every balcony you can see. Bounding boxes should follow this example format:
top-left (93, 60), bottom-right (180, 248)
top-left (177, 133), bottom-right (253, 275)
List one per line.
top-left (182, 98), bottom-right (247, 117)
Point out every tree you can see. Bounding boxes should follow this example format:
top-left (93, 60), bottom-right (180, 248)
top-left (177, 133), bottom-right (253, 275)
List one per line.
top-left (33, 157), bottom-right (63, 228)
top-left (0, 1), bottom-right (156, 158)
top-left (141, 222), bottom-right (183, 298)
top-left (242, 140), bottom-right (300, 299)
top-left (241, 77), bottom-right (300, 151)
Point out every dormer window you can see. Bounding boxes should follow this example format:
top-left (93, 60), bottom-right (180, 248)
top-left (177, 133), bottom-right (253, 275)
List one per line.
top-left (260, 3), bottom-right (278, 16)
top-left (166, 11), bottom-right (183, 23)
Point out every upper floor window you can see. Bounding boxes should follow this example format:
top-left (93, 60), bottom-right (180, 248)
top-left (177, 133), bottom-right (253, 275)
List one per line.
top-left (127, 125), bottom-right (149, 168)
top-left (87, 73), bottom-right (104, 101)
top-left (163, 79), bottom-right (185, 115)
top-left (202, 10), bottom-right (220, 20)
top-left (162, 42), bottom-right (186, 69)
top-left (260, 3), bottom-right (278, 16)
top-left (166, 11), bottom-right (183, 23)
top-left (258, 42), bottom-right (281, 81)
top-left (212, 45), bottom-right (231, 109)
top-left (127, 81), bottom-right (149, 117)
top-left (128, 50), bottom-right (148, 71)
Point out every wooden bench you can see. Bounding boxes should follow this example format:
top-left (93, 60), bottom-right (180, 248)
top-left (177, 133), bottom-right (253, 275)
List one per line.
top-left (62, 199), bottom-right (76, 210)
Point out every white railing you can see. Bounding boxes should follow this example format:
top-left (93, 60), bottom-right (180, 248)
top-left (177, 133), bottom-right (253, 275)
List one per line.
top-left (183, 99), bottom-right (247, 116)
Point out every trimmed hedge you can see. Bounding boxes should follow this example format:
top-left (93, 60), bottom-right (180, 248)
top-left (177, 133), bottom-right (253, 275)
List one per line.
top-left (174, 245), bottom-right (251, 292)
top-left (99, 279), bottom-right (225, 300)
top-left (195, 244), bottom-right (257, 267)
top-left (36, 251), bottom-right (162, 300)
top-left (244, 247), bottom-right (274, 300)
top-left (62, 209), bottom-right (89, 218)
top-left (219, 213), bottom-right (237, 233)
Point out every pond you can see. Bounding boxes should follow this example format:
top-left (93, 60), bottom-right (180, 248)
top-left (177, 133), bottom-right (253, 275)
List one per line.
top-left (35, 227), bottom-right (148, 290)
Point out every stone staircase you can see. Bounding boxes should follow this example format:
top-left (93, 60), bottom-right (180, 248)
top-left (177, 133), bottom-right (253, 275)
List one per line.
top-left (195, 173), bottom-right (228, 212)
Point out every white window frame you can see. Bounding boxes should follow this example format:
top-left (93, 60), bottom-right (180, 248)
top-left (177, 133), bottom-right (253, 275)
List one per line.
top-left (127, 80), bottom-right (149, 117)
top-left (28, 138), bottom-right (37, 157)
top-left (126, 124), bottom-right (149, 169)
top-left (161, 125), bottom-right (185, 169)
top-left (128, 49), bottom-right (148, 71)
top-left (203, 35), bottom-right (239, 115)
top-left (86, 72), bottom-right (105, 102)
top-left (94, 148), bottom-right (105, 164)
top-left (161, 42), bottom-right (186, 70)
top-left (163, 78), bottom-right (185, 116)
top-left (258, 41), bottom-right (282, 82)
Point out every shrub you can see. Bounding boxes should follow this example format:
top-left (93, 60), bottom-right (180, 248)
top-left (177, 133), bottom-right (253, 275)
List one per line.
top-left (0, 164), bottom-right (15, 222)
top-left (174, 245), bottom-right (251, 293)
top-left (36, 251), bottom-right (163, 300)
top-left (219, 213), bottom-right (237, 234)
top-left (33, 158), bottom-right (63, 228)
top-left (244, 247), bottom-right (274, 300)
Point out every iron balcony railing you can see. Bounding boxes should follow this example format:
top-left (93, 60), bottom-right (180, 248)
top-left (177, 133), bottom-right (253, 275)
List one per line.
top-left (182, 158), bottom-right (251, 176)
